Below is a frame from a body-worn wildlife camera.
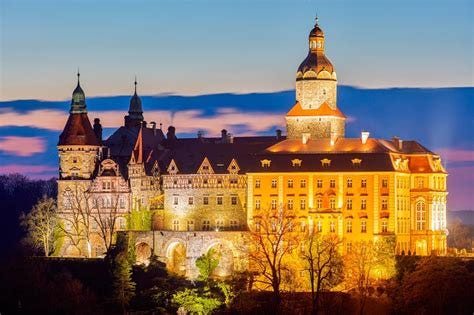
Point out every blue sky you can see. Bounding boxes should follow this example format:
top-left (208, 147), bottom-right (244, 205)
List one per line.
top-left (1, 0), bottom-right (473, 100)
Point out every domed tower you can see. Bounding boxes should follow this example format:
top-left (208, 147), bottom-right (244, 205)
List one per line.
top-left (124, 79), bottom-right (144, 128)
top-left (57, 72), bottom-right (100, 179)
top-left (286, 18), bottom-right (346, 140)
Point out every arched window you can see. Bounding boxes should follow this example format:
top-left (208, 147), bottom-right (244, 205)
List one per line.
top-left (416, 200), bottom-right (426, 230)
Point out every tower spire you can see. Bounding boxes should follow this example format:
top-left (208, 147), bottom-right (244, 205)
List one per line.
top-left (134, 76), bottom-right (137, 94)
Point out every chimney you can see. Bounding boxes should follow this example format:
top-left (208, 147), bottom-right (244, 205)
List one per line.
top-left (361, 131), bottom-right (370, 144)
top-left (228, 133), bottom-right (234, 144)
top-left (330, 131), bottom-right (338, 146)
top-left (167, 126), bottom-right (176, 140)
top-left (150, 121), bottom-right (156, 135)
top-left (93, 118), bottom-right (102, 144)
top-left (197, 130), bottom-right (204, 140)
top-left (221, 129), bottom-right (228, 142)
top-left (276, 129), bottom-right (282, 140)
top-left (142, 120), bottom-right (147, 128)
top-left (392, 136), bottom-right (403, 150)
top-left (302, 133), bottom-right (310, 144)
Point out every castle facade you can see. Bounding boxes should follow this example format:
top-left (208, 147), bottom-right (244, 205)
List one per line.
top-left (57, 20), bottom-right (447, 278)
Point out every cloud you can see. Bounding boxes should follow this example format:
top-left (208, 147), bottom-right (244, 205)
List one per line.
top-left (0, 108), bottom-right (285, 136)
top-left (0, 136), bottom-right (46, 156)
top-left (436, 148), bottom-right (474, 162)
top-left (0, 164), bottom-right (56, 174)
top-left (447, 166), bottom-right (474, 211)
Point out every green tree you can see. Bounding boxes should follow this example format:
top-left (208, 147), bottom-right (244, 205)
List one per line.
top-left (112, 252), bottom-right (136, 314)
top-left (20, 197), bottom-right (60, 256)
top-left (195, 249), bottom-right (220, 282)
top-left (172, 288), bottom-right (221, 315)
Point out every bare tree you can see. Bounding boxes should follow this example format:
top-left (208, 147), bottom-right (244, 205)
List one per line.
top-left (59, 183), bottom-right (94, 257)
top-left (90, 193), bottom-right (122, 253)
top-left (20, 197), bottom-right (59, 256)
top-left (301, 232), bottom-right (343, 315)
top-left (247, 207), bottom-right (300, 310)
top-left (344, 237), bottom-right (395, 315)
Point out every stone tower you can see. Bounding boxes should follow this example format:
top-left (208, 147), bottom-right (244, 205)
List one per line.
top-left (57, 73), bottom-right (100, 179)
top-left (286, 18), bottom-right (346, 140)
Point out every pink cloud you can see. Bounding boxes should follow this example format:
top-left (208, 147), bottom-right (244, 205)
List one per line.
top-left (0, 164), bottom-right (56, 174)
top-left (436, 148), bottom-right (474, 162)
top-left (0, 136), bottom-right (46, 156)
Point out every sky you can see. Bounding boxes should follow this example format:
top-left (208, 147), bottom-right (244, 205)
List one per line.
top-left (1, 0), bottom-right (473, 101)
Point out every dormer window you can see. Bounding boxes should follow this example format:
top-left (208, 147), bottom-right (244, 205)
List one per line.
top-left (321, 158), bottom-right (331, 167)
top-left (291, 159), bottom-right (302, 167)
top-left (261, 159), bottom-right (271, 168)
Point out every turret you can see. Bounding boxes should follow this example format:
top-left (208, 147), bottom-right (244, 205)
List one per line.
top-left (124, 78), bottom-right (144, 128)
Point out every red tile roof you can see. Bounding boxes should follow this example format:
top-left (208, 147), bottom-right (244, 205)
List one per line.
top-left (286, 102), bottom-right (346, 118)
top-left (58, 113), bottom-right (100, 146)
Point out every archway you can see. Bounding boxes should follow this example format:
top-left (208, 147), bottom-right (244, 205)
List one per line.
top-left (136, 242), bottom-right (152, 265)
top-left (416, 239), bottom-right (428, 256)
top-left (207, 242), bottom-right (234, 278)
top-left (167, 242), bottom-right (187, 276)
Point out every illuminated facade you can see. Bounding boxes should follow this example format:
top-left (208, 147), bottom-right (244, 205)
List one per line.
top-left (56, 20), bottom-right (447, 277)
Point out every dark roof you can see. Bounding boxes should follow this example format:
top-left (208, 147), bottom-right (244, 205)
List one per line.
top-left (309, 24), bottom-right (324, 37)
top-left (58, 113), bottom-right (100, 146)
top-left (297, 51), bottom-right (335, 75)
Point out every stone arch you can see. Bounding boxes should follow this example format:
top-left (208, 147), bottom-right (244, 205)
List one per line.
top-left (136, 242), bottom-right (152, 265)
top-left (166, 240), bottom-right (187, 276)
top-left (204, 239), bottom-right (237, 278)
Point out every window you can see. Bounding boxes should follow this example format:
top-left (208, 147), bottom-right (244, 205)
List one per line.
top-left (255, 179), bottom-right (261, 188)
top-left (330, 179), bottom-right (336, 188)
top-left (217, 179), bottom-right (222, 185)
top-left (347, 199), bottom-right (352, 210)
top-left (120, 218), bottom-right (126, 229)
top-left (381, 220), bottom-right (388, 233)
top-left (119, 197), bottom-right (125, 209)
top-left (417, 177), bottom-right (424, 189)
top-left (231, 196), bottom-right (238, 205)
top-left (300, 179), bottom-right (307, 188)
top-left (216, 220), bottom-right (224, 230)
top-left (203, 179), bottom-right (208, 185)
top-left (217, 196), bottom-right (223, 205)
top-left (287, 199), bottom-right (293, 210)
top-left (173, 196), bottom-right (179, 205)
top-left (271, 179), bottom-right (277, 188)
top-left (203, 196), bottom-right (209, 205)
top-left (173, 220), bottom-right (179, 231)
top-left (346, 220), bottom-right (352, 233)
top-left (202, 220), bottom-right (210, 231)
top-left (361, 221), bottom-right (367, 233)
top-left (271, 199), bottom-right (277, 210)
top-left (317, 221), bottom-right (323, 233)
top-left (382, 199), bottom-right (388, 210)
top-left (187, 220), bottom-right (194, 231)
top-left (317, 179), bottom-right (323, 188)
top-left (416, 201), bottom-right (426, 230)
top-left (316, 198), bottom-right (322, 209)
top-left (230, 178), bottom-right (238, 184)
top-left (361, 179), bottom-right (367, 188)
top-left (230, 220), bottom-right (238, 230)
top-left (188, 196), bottom-right (194, 205)
top-left (330, 198), bottom-right (336, 209)
top-left (382, 179), bottom-right (388, 188)
top-left (330, 221), bottom-right (336, 233)
top-left (347, 179), bottom-right (353, 188)
top-left (287, 179), bottom-right (294, 188)
top-left (188, 179), bottom-right (192, 185)
top-left (255, 199), bottom-right (261, 210)
top-left (300, 198), bottom-right (306, 210)
top-left (72, 157), bottom-right (78, 163)
top-left (346, 242), bottom-right (352, 253)
top-left (361, 199), bottom-right (367, 210)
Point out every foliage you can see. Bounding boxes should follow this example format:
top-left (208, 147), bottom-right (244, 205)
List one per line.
top-left (172, 288), bottom-right (222, 315)
top-left (195, 248), bottom-right (220, 282)
top-left (20, 197), bottom-right (60, 256)
top-left (301, 233), bottom-right (344, 315)
top-left (127, 208), bottom-right (153, 231)
top-left (112, 252), bottom-right (136, 313)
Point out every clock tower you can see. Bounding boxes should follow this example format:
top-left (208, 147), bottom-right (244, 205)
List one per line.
top-left (286, 18), bottom-right (346, 140)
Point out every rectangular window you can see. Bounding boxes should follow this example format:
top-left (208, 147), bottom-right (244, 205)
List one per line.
top-left (217, 196), bottom-right (223, 205)
top-left (255, 179), bottom-right (261, 188)
top-left (300, 198), bottom-right (306, 210)
top-left (188, 196), bottom-right (194, 205)
top-left (330, 179), bottom-right (336, 188)
top-left (203, 196), bottom-right (209, 205)
top-left (287, 179), bottom-right (293, 188)
top-left (330, 198), bottom-right (336, 209)
top-left (317, 221), bottom-right (323, 233)
top-left (255, 199), bottom-right (261, 210)
top-left (346, 242), bottom-right (352, 253)
top-left (347, 179), bottom-right (353, 188)
top-left (173, 220), bottom-right (179, 231)
top-left (287, 199), bottom-right (293, 210)
top-left (173, 196), bottom-right (179, 205)
top-left (382, 220), bottom-right (388, 233)
top-left (230, 220), bottom-right (238, 230)
top-left (317, 198), bottom-right (322, 209)
top-left (187, 220), bottom-right (194, 231)
top-left (231, 196), bottom-right (238, 205)
top-left (347, 199), bottom-right (352, 210)
top-left (317, 179), bottom-right (323, 188)
top-left (216, 220), bottom-right (224, 229)
top-left (271, 179), bottom-right (277, 188)
top-left (382, 179), bottom-right (388, 188)
top-left (382, 199), bottom-right (388, 210)
top-left (361, 179), bottom-right (367, 188)
top-left (361, 221), bottom-right (367, 233)
top-left (346, 221), bottom-right (352, 233)
top-left (271, 199), bottom-right (277, 210)
top-left (202, 220), bottom-right (210, 231)
top-left (120, 198), bottom-right (125, 209)
top-left (330, 221), bottom-right (336, 233)
top-left (300, 179), bottom-right (307, 188)
top-left (361, 199), bottom-right (367, 210)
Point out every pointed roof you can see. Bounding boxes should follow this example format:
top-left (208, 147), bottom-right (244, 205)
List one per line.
top-left (128, 78), bottom-right (143, 121)
top-left (70, 72), bottom-right (87, 114)
top-left (58, 113), bottom-right (100, 146)
top-left (286, 101), bottom-right (346, 118)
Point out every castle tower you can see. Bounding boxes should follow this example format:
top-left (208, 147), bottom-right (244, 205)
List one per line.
top-left (286, 18), bottom-right (346, 140)
top-left (57, 73), bottom-right (100, 179)
top-left (124, 79), bottom-right (144, 128)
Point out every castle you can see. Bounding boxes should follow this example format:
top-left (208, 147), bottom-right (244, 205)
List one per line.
top-left (57, 20), bottom-right (448, 278)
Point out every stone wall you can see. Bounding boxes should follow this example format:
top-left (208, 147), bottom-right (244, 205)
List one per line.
top-left (286, 116), bottom-right (345, 139)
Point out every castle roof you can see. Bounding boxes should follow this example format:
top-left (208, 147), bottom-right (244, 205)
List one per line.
top-left (286, 101), bottom-right (346, 118)
top-left (58, 113), bottom-right (100, 146)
